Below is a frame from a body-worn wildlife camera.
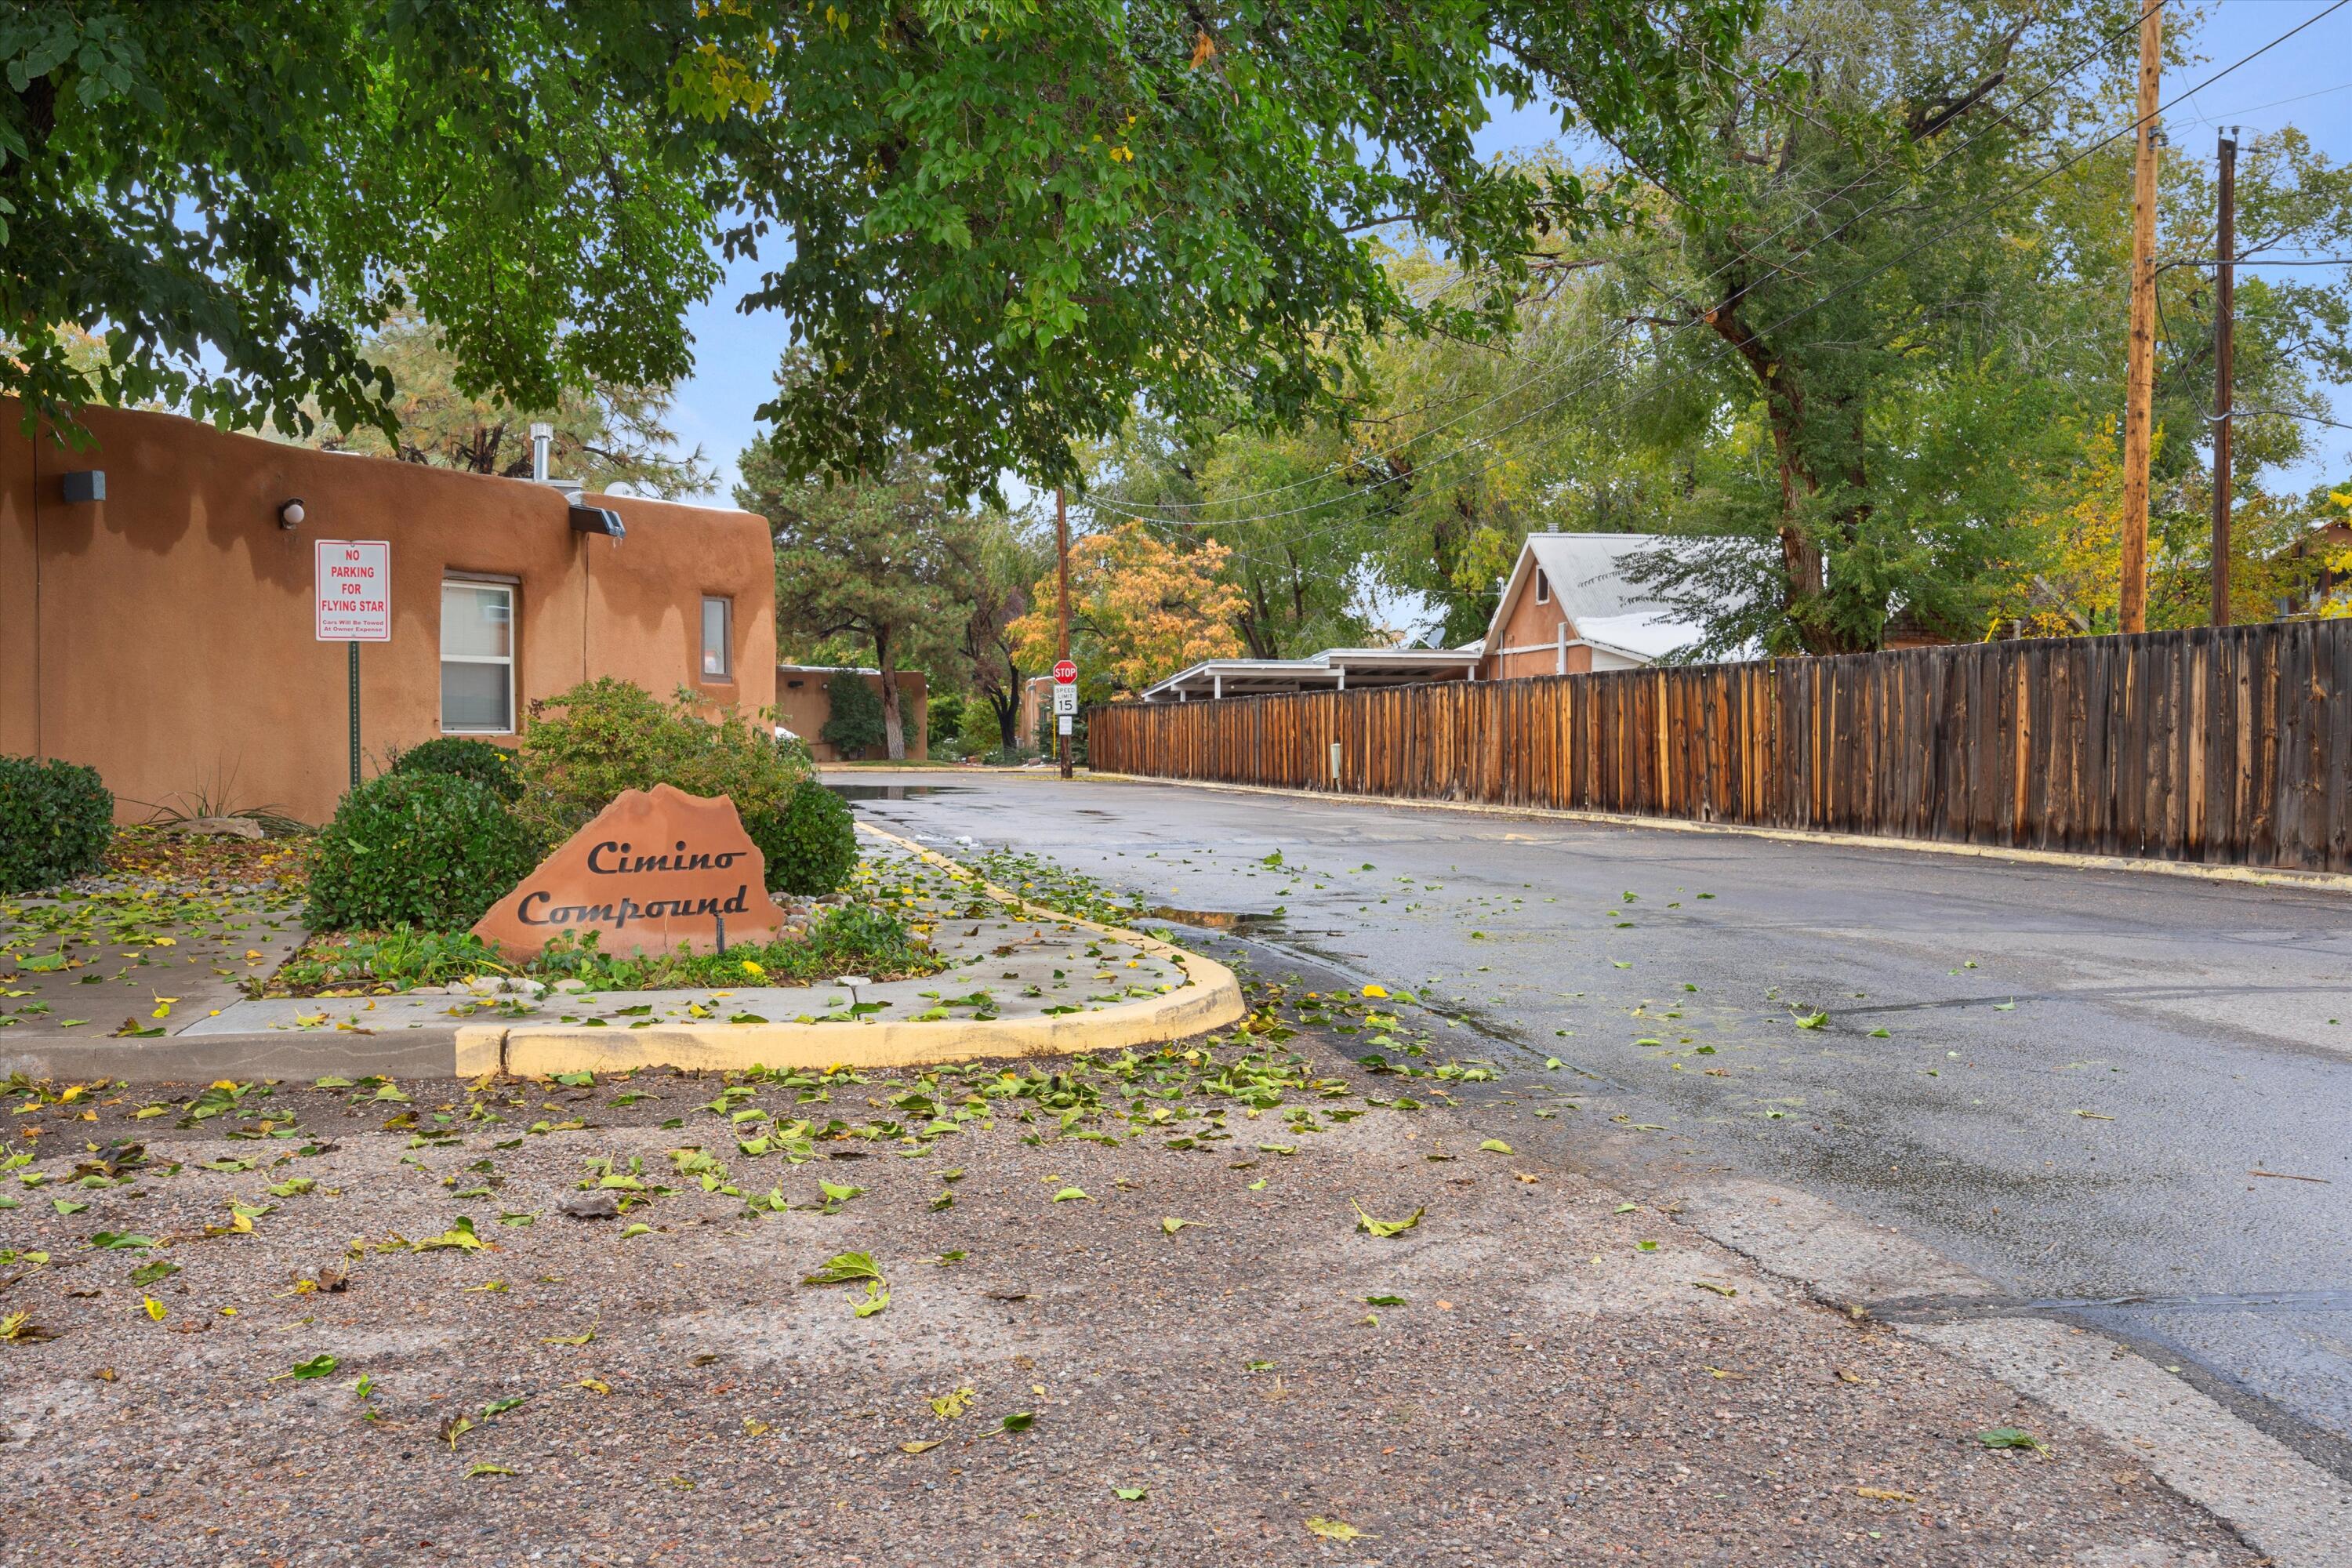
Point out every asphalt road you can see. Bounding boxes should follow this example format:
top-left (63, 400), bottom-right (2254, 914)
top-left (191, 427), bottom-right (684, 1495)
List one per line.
top-left (834, 769), bottom-right (2352, 1477)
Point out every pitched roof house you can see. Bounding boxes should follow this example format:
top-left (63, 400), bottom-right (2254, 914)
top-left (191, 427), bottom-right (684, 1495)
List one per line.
top-left (1476, 532), bottom-right (1730, 680)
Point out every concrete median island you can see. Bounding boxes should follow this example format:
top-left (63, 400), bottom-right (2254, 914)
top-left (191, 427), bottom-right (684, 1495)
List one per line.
top-left (2, 824), bottom-right (1241, 1083)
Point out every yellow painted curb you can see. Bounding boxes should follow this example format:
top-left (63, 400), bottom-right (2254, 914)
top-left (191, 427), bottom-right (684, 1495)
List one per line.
top-left (455, 821), bottom-right (1247, 1077)
top-left (1080, 771), bottom-right (2352, 896)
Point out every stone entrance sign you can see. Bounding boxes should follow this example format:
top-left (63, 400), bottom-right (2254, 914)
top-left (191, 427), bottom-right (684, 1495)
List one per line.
top-left (473, 784), bottom-right (788, 960)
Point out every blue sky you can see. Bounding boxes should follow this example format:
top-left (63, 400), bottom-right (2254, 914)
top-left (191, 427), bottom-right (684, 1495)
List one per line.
top-left (662, 2), bottom-right (2352, 508)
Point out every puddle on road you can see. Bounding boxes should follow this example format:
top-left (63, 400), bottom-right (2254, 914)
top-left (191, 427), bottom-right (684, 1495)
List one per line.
top-left (826, 784), bottom-right (970, 801)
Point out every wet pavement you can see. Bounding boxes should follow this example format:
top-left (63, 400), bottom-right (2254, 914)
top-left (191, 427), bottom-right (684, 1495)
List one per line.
top-left (834, 769), bottom-right (2352, 1479)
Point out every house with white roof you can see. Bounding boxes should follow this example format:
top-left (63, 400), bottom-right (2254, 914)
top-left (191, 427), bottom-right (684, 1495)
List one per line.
top-left (1476, 532), bottom-right (1728, 680)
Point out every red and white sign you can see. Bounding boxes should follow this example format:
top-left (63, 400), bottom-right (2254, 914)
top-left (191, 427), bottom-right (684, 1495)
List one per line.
top-left (315, 539), bottom-right (390, 641)
top-left (1052, 659), bottom-right (1079, 684)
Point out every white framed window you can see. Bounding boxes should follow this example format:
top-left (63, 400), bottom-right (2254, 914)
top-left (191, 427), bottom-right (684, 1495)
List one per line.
top-left (1534, 568), bottom-right (1550, 604)
top-left (441, 579), bottom-right (515, 733)
top-left (701, 595), bottom-right (733, 680)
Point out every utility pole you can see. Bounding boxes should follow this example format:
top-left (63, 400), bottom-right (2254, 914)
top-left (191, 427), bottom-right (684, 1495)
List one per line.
top-left (2210, 125), bottom-right (2238, 627)
top-left (2119, 0), bottom-right (2165, 634)
top-left (1055, 486), bottom-right (1073, 780)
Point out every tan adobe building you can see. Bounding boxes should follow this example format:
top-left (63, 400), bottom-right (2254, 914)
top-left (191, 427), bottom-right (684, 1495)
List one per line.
top-left (2, 401), bottom-right (776, 824)
top-left (773, 664), bottom-right (928, 761)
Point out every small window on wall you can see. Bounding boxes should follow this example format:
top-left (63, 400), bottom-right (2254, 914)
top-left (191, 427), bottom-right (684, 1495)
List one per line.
top-left (441, 580), bottom-right (514, 733)
top-left (1534, 568), bottom-right (1551, 604)
top-left (701, 595), bottom-right (732, 680)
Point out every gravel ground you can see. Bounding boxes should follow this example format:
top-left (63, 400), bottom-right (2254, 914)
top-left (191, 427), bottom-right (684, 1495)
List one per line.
top-left (0, 1022), bottom-right (2251, 1566)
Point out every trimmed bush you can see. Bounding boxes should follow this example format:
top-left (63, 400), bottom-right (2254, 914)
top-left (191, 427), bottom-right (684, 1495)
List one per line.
top-left (0, 755), bottom-right (114, 894)
top-left (747, 779), bottom-right (858, 896)
top-left (390, 736), bottom-right (523, 801)
top-left (927, 692), bottom-right (964, 754)
top-left (820, 673), bottom-right (886, 757)
top-left (959, 694), bottom-right (1007, 755)
top-left (307, 772), bottom-right (540, 931)
top-left (515, 677), bottom-right (808, 844)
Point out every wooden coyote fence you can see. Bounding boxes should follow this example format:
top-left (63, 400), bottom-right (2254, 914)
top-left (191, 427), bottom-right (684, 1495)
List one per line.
top-left (1086, 619), bottom-right (2352, 873)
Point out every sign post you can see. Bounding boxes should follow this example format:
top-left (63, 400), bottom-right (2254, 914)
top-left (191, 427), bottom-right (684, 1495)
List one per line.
top-left (1052, 660), bottom-right (1080, 756)
top-left (315, 540), bottom-right (391, 792)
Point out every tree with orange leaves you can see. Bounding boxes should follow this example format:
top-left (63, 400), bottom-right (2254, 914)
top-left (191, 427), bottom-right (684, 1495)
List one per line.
top-left (1011, 523), bottom-right (1247, 695)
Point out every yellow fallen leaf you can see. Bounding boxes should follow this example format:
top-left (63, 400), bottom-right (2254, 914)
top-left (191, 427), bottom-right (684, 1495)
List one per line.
top-left (150, 938), bottom-right (176, 948)
top-left (1360, 984), bottom-right (1388, 999)
top-left (900, 1440), bottom-right (943, 1454)
top-left (143, 1296), bottom-right (165, 1321)
top-left (576, 1377), bottom-right (611, 1395)
top-left (1305, 1517), bottom-right (1363, 1541)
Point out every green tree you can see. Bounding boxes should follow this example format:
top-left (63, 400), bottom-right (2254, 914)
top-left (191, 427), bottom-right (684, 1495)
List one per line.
top-left (684, 1), bottom-right (1756, 496)
top-left (946, 514), bottom-right (1054, 752)
top-left (1084, 413), bottom-right (1383, 657)
top-left (1595, 2), bottom-right (2352, 652)
top-left (745, 433), bottom-right (977, 760)
top-left (1198, 2), bottom-right (2352, 654)
top-left (6, 2), bottom-right (1752, 480)
top-left (301, 316), bottom-right (713, 497)
top-left (1, 2), bottom-right (716, 443)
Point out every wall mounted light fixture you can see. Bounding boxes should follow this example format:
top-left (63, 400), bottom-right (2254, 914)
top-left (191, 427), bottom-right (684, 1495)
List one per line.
top-left (277, 498), bottom-right (307, 529)
top-left (568, 504), bottom-right (626, 541)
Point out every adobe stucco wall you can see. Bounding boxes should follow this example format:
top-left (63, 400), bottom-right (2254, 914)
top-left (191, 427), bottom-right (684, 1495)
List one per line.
top-left (774, 666), bottom-right (927, 762)
top-left (1481, 590), bottom-right (1593, 681)
top-left (0, 401), bottom-right (775, 824)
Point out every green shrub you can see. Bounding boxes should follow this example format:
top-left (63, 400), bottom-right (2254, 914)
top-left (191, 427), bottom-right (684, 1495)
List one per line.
top-left (0, 755), bottom-right (114, 894)
top-left (307, 773), bottom-right (539, 931)
top-left (960, 695), bottom-right (1007, 755)
top-left (820, 673), bottom-right (886, 757)
top-left (390, 736), bottom-right (523, 801)
top-left (516, 677), bottom-right (808, 843)
top-left (266, 927), bottom-right (508, 994)
top-left (747, 779), bottom-right (858, 895)
top-left (927, 692), bottom-right (964, 750)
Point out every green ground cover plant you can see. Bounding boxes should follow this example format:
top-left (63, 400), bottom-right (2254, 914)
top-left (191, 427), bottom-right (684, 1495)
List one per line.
top-left (262, 902), bottom-right (938, 998)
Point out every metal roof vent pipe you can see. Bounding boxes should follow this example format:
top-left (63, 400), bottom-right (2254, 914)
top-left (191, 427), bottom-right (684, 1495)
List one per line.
top-left (529, 422), bottom-right (553, 483)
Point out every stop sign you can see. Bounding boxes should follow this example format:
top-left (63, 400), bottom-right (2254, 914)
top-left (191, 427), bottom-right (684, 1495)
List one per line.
top-left (1053, 659), bottom-right (1078, 684)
